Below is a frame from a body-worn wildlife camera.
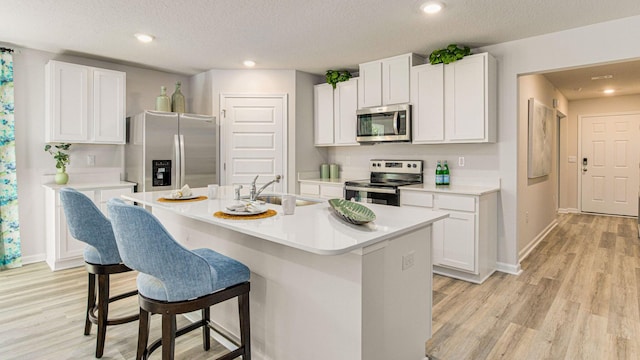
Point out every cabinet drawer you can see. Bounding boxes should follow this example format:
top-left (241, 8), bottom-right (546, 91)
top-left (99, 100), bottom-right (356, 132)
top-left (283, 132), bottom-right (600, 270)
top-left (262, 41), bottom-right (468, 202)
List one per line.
top-left (300, 183), bottom-right (320, 196)
top-left (401, 191), bottom-right (433, 208)
top-left (437, 194), bottom-right (475, 212)
top-left (320, 185), bottom-right (343, 199)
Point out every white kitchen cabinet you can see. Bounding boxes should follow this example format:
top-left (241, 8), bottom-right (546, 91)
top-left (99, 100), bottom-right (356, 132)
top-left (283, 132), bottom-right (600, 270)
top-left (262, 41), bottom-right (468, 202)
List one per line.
top-left (44, 184), bottom-right (134, 271)
top-left (299, 181), bottom-right (344, 199)
top-left (358, 53), bottom-right (424, 108)
top-left (314, 78), bottom-right (359, 146)
top-left (401, 189), bottom-right (498, 283)
top-left (411, 52), bottom-right (496, 144)
top-left (45, 60), bottom-right (126, 144)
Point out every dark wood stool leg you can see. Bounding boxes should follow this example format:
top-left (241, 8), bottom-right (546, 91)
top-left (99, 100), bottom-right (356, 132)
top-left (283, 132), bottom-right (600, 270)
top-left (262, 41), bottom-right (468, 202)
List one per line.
top-left (137, 308), bottom-right (150, 360)
top-left (202, 307), bottom-right (210, 351)
top-left (85, 272), bottom-right (96, 335)
top-left (162, 313), bottom-right (176, 360)
top-left (96, 273), bottom-right (110, 358)
top-left (239, 292), bottom-right (251, 359)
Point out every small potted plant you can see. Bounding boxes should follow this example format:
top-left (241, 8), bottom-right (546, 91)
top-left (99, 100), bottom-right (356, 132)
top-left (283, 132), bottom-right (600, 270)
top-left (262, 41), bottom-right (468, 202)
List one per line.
top-left (428, 44), bottom-right (472, 64)
top-left (44, 143), bottom-right (71, 184)
top-left (325, 70), bottom-right (352, 89)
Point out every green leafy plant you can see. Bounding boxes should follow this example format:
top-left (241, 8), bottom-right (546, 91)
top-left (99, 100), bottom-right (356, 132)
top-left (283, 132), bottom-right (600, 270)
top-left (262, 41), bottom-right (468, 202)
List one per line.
top-left (44, 143), bottom-right (71, 170)
top-left (429, 44), bottom-right (472, 65)
top-left (325, 70), bottom-right (352, 89)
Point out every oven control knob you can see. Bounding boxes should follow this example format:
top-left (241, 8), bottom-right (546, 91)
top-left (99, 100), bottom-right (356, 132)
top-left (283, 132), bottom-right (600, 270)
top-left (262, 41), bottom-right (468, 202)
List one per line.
top-left (372, 163), bottom-right (377, 167)
top-left (412, 164), bottom-right (417, 168)
top-left (406, 164), bottom-right (411, 168)
top-left (377, 162), bottom-right (382, 167)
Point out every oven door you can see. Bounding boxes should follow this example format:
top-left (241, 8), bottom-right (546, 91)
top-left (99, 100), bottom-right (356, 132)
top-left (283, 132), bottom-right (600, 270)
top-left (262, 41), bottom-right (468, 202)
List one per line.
top-left (344, 185), bottom-right (400, 206)
top-left (356, 104), bottom-right (411, 143)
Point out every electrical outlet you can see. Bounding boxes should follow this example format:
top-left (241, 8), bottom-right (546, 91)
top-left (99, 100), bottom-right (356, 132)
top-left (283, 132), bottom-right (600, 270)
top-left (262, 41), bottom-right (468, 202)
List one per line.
top-left (402, 251), bottom-right (415, 271)
top-left (458, 157), bottom-right (465, 167)
top-left (525, 211), bottom-right (529, 224)
top-left (87, 155), bottom-right (96, 167)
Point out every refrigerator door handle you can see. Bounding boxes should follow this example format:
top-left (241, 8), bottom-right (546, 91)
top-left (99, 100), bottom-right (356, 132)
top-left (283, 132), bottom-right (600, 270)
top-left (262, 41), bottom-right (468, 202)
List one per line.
top-left (174, 134), bottom-right (181, 187)
top-left (179, 134), bottom-right (186, 187)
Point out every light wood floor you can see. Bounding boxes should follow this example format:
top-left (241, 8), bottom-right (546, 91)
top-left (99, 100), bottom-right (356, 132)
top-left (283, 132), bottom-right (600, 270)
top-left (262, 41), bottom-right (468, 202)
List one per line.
top-left (1, 213), bottom-right (638, 359)
top-left (427, 213), bottom-right (640, 360)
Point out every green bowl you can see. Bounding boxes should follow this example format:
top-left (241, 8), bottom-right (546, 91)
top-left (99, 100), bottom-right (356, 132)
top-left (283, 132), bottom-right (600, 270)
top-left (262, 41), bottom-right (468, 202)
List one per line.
top-left (328, 199), bottom-right (376, 225)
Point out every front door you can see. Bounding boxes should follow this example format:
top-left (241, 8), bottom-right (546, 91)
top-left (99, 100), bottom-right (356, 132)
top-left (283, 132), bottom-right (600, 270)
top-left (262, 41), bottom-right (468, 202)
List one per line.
top-left (580, 113), bottom-right (640, 216)
top-left (220, 94), bottom-right (287, 192)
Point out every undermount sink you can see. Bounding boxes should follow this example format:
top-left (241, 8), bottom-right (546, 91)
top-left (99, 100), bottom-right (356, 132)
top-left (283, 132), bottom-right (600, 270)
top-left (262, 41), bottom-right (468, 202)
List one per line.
top-left (243, 194), bottom-right (322, 207)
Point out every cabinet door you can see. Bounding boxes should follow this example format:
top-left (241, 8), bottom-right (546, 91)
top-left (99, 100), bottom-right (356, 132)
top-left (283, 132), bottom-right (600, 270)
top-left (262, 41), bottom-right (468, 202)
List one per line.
top-left (411, 64), bottom-right (444, 143)
top-left (314, 83), bottom-right (335, 145)
top-left (93, 69), bottom-right (126, 144)
top-left (358, 61), bottom-right (382, 108)
top-left (46, 61), bottom-right (90, 142)
top-left (444, 54), bottom-right (486, 141)
top-left (383, 55), bottom-right (411, 105)
top-left (334, 78), bottom-right (359, 145)
top-left (432, 212), bottom-right (476, 273)
top-left (320, 184), bottom-right (344, 199)
top-left (58, 190), bottom-right (95, 261)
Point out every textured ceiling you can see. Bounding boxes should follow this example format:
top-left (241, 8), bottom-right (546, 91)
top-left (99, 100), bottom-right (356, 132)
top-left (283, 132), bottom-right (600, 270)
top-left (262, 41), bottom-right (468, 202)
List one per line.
top-left (3, 0), bottom-right (640, 77)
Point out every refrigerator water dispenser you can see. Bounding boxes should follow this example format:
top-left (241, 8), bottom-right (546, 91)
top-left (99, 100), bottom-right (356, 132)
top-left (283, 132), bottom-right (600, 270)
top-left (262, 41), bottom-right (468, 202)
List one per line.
top-left (152, 160), bottom-right (172, 187)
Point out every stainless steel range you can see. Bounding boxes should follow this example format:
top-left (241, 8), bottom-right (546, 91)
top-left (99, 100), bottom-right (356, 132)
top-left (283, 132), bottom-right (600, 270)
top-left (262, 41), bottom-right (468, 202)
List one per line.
top-left (345, 159), bottom-right (423, 206)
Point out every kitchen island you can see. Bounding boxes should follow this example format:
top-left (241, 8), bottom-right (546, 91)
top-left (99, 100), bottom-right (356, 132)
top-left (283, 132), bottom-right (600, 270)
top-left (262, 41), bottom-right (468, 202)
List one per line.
top-left (123, 187), bottom-right (447, 360)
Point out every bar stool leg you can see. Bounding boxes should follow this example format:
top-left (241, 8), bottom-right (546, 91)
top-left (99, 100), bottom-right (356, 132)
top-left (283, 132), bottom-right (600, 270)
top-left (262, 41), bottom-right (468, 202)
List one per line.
top-left (137, 308), bottom-right (150, 360)
top-left (162, 313), bottom-right (177, 360)
top-left (85, 273), bottom-right (96, 335)
top-left (239, 292), bottom-right (251, 359)
top-left (202, 307), bottom-right (210, 351)
top-left (96, 274), bottom-right (110, 358)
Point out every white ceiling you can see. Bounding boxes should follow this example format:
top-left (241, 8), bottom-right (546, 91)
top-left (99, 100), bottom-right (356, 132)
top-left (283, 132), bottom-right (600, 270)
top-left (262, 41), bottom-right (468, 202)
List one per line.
top-left (3, 0), bottom-right (640, 99)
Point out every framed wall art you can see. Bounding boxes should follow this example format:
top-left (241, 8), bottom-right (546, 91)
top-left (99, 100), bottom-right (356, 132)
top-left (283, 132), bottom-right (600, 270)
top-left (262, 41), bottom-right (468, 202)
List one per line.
top-left (527, 98), bottom-right (554, 178)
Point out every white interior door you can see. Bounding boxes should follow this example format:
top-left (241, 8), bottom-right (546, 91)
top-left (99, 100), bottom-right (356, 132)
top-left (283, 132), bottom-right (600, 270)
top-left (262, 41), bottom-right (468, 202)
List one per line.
top-left (580, 113), bottom-right (640, 216)
top-left (220, 94), bottom-right (287, 193)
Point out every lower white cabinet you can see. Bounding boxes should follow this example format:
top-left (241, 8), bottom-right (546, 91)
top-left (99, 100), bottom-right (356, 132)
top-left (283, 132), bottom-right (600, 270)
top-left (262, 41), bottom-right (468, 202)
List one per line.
top-left (299, 181), bottom-right (344, 199)
top-left (44, 184), bottom-right (134, 271)
top-left (401, 189), bottom-right (497, 283)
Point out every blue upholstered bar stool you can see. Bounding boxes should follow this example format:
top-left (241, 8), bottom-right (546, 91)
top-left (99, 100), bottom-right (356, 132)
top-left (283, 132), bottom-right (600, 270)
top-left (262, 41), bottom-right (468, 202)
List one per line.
top-left (107, 199), bottom-right (251, 360)
top-left (59, 188), bottom-right (138, 358)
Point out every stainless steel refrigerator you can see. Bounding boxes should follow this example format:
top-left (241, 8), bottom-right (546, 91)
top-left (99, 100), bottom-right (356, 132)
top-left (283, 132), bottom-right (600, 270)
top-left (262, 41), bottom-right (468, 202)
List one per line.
top-left (125, 110), bottom-right (218, 192)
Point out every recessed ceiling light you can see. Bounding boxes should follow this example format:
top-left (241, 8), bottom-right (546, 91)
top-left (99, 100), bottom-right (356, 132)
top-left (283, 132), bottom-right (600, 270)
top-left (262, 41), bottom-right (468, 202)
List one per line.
top-left (134, 33), bottom-right (155, 43)
top-left (243, 60), bottom-right (256, 67)
top-left (421, 1), bottom-right (444, 14)
top-left (603, 89), bottom-right (615, 94)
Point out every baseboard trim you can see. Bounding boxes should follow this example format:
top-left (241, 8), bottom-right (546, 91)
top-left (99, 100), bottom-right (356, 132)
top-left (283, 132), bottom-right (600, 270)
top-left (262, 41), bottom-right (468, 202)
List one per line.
top-left (496, 261), bottom-right (522, 275)
top-left (518, 219), bottom-right (558, 263)
top-left (21, 254), bottom-right (46, 265)
top-left (558, 208), bottom-right (579, 214)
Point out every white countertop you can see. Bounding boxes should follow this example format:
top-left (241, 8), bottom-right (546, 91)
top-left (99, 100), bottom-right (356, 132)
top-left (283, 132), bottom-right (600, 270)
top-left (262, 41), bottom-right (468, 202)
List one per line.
top-left (123, 187), bottom-right (448, 256)
top-left (43, 181), bottom-right (136, 191)
top-left (400, 183), bottom-right (500, 196)
top-left (298, 178), bottom-right (347, 185)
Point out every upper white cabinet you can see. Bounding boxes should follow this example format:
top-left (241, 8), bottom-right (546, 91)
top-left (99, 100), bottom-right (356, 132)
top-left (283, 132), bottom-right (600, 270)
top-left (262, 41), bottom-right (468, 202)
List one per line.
top-left (411, 52), bottom-right (496, 144)
top-left (314, 78), bottom-right (359, 146)
top-left (45, 60), bottom-right (126, 144)
top-left (358, 53), bottom-right (424, 108)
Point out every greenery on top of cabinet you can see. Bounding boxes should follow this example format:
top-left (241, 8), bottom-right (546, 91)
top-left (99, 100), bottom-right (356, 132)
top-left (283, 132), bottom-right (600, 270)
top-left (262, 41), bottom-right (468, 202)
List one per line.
top-left (429, 44), bottom-right (471, 64)
top-left (325, 70), bottom-right (352, 89)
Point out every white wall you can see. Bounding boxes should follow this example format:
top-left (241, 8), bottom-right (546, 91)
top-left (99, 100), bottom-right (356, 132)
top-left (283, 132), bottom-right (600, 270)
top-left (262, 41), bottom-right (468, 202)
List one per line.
top-left (560, 94), bottom-right (640, 211)
top-left (8, 45), bottom-right (191, 263)
top-left (517, 74), bottom-right (568, 258)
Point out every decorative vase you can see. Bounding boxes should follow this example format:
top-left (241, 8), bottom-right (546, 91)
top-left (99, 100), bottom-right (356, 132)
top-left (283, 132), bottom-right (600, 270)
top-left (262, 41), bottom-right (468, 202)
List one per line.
top-left (155, 86), bottom-right (171, 112)
top-left (171, 81), bottom-right (185, 113)
top-left (55, 167), bottom-right (69, 185)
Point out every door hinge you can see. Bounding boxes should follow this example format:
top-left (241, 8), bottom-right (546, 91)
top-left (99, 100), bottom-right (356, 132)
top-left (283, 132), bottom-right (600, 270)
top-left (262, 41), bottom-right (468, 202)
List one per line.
top-left (221, 109), bottom-right (226, 118)
top-left (223, 163), bottom-right (226, 171)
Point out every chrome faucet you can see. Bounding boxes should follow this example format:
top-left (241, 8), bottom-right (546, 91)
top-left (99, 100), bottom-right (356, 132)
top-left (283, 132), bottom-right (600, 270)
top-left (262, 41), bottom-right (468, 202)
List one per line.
top-left (250, 175), bottom-right (281, 201)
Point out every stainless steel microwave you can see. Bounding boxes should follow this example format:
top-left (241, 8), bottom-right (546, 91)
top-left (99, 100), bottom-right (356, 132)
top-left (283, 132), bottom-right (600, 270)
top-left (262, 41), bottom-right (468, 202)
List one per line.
top-left (356, 104), bottom-right (411, 143)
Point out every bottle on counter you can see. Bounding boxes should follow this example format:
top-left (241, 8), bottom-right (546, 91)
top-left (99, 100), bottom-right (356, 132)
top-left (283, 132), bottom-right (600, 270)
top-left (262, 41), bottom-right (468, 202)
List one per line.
top-left (435, 160), bottom-right (443, 186)
top-left (443, 160), bottom-right (450, 186)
